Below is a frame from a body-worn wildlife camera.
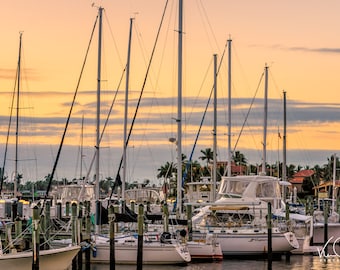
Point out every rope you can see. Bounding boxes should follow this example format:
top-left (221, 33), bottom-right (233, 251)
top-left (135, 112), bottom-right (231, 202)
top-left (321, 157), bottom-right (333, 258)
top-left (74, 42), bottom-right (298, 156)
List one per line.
top-left (109, 0), bottom-right (170, 199)
top-left (40, 11), bottom-right (99, 215)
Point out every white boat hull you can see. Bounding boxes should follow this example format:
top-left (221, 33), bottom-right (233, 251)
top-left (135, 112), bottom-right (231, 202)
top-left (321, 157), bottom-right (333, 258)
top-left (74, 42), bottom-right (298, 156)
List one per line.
top-left (91, 241), bottom-right (191, 264)
top-left (313, 222), bottom-right (340, 244)
top-left (193, 229), bottom-right (299, 256)
top-left (0, 245), bottom-right (80, 270)
top-left (187, 241), bottom-right (223, 260)
top-left (52, 234), bottom-right (191, 265)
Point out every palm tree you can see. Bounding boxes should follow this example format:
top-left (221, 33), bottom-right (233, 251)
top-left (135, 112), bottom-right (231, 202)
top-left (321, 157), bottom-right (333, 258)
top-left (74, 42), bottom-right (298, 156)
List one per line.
top-left (232, 151), bottom-right (247, 165)
top-left (184, 160), bottom-right (202, 182)
top-left (199, 148), bottom-right (214, 166)
top-left (157, 161), bottom-right (174, 179)
top-left (199, 148), bottom-right (214, 176)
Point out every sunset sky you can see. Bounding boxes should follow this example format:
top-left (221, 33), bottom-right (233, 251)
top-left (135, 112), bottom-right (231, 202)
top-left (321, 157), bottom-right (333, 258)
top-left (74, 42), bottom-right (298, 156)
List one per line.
top-left (1, 0), bottom-right (340, 184)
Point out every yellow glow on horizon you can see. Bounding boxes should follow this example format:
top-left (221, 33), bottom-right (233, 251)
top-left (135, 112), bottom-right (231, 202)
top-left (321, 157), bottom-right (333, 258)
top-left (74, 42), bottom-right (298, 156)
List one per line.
top-left (1, 1), bottom-right (340, 181)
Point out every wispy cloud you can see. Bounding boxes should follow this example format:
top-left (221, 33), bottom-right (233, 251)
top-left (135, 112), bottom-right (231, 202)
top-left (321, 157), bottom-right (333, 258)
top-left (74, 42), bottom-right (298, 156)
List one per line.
top-left (0, 68), bottom-right (40, 81)
top-left (250, 44), bottom-right (340, 54)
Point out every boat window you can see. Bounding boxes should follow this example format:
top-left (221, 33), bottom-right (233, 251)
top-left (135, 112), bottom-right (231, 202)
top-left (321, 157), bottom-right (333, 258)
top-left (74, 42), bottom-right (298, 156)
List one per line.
top-left (256, 182), bottom-right (278, 198)
top-left (227, 180), bottom-right (250, 195)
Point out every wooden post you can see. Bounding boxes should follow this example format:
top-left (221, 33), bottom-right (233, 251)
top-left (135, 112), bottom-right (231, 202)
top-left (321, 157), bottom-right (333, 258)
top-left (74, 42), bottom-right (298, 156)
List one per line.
top-left (131, 200), bottom-right (135, 213)
top-left (71, 202), bottom-right (78, 244)
top-left (137, 204), bottom-right (144, 270)
top-left (32, 205), bottom-right (40, 270)
top-left (14, 215), bottom-right (23, 251)
top-left (186, 204), bottom-right (192, 241)
top-left (14, 215), bottom-right (22, 240)
top-left (267, 202), bottom-right (272, 270)
top-left (11, 201), bottom-right (17, 222)
top-left (40, 213), bottom-right (45, 249)
top-left (77, 202), bottom-right (83, 270)
top-left (109, 204), bottom-right (115, 270)
top-left (46, 200), bottom-right (51, 237)
top-left (84, 201), bottom-right (91, 270)
top-left (45, 200), bottom-right (51, 250)
top-left (162, 202), bottom-right (169, 233)
top-left (324, 200), bottom-right (329, 253)
top-left (95, 200), bottom-right (102, 230)
top-left (71, 202), bottom-right (78, 270)
top-left (114, 205), bottom-right (119, 233)
top-left (66, 201), bottom-right (70, 217)
top-left (57, 202), bottom-right (62, 220)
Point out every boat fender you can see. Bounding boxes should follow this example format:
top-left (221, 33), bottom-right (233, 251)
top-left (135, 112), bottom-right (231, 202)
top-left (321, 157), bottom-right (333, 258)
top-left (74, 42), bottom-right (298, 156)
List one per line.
top-left (160, 232), bottom-right (171, 243)
top-left (81, 242), bottom-right (91, 252)
top-left (179, 229), bottom-right (187, 238)
top-left (92, 246), bottom-right (97, 257)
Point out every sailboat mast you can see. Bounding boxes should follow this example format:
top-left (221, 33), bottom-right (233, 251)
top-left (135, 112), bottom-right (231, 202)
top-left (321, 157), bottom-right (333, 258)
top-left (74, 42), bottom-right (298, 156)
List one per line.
top-left (122, 18), bottom-right (134, 201)
top-left (227, 38), bottom-right (232, 177)
top-left (332, 153), bottom-right (337, 213)
top-left (95, 7), bottom-right (103, 209)
top-left (282, 90), bottom-right (287, 201)
top-left (80, 114), bottom-right (84, 183)
top-left (177, 0), bottom-right (183, 215)
top-left (282, 91), bottom-right (287, 182)
top-left (212, 54), bottom-right (217, 201)
top-left (14, 32), bottom-right (23, 198)
top-left (261, 64), bottom-right (268, 175)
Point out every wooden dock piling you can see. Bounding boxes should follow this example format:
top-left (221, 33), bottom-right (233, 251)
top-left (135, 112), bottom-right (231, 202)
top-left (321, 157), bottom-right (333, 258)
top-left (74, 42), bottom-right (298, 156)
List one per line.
top-left (137, 204), bottom-right (144, 270)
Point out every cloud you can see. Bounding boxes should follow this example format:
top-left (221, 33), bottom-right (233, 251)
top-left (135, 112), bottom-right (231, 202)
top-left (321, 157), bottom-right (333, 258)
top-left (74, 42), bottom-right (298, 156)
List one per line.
top-left (0, 68), bottom-right (40, 81)
top-left (288, 47), bottom-right (340, 54)
top-left (251, 44), bottom-right (340, 54)
top-left (1, 91), bottom-right (340, 182)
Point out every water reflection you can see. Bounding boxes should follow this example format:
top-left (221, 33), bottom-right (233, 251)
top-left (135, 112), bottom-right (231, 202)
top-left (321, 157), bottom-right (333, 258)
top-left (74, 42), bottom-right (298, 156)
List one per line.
top-left (78, 256), bottom-right (340, 270)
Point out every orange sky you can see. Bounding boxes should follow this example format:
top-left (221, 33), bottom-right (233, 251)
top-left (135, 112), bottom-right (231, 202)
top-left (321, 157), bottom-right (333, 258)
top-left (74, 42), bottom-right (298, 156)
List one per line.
top-left (1, 0), bottom-right (340, 183)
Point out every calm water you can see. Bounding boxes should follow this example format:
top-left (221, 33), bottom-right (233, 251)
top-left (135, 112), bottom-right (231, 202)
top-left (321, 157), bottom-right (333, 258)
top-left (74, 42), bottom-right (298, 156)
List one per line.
top-left (74, 256), bottom-right (340, 270)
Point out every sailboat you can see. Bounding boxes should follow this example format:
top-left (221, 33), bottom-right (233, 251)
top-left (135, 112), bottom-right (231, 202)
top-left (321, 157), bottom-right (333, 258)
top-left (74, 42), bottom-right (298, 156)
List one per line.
top-left (84, 6), bottom-right (191, 265)
top-left (191, 174), bottom-right (300, 256)
top-left (312, 153), bottom-right (340, 246)
top-left (0, 33), bottom-right (80, 270)
top-left (188, 64), bottom-right (301, 257)
top-left (0, 245), bottom-right (80, 270)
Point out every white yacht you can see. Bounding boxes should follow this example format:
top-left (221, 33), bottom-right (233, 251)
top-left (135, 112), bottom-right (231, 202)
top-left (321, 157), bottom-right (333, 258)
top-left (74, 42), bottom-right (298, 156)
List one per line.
top-left (190, 175), bottom-right (302, 256)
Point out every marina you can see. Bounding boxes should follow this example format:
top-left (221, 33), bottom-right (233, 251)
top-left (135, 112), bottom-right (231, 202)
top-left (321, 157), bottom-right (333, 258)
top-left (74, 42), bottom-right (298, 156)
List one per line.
top-left (2, 1), bottom-right (340, 270)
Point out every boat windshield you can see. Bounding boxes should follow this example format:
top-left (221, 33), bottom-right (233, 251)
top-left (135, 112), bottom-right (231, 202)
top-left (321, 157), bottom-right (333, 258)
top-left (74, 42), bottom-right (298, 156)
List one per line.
top-left (218, 179), bottom-right (251, 197)
top-left (125, 189), bottom-right (162, 204)
top-left (256, 182), bottom-right (280, 198)
top-left (60, 185), bottom-right (95, 202)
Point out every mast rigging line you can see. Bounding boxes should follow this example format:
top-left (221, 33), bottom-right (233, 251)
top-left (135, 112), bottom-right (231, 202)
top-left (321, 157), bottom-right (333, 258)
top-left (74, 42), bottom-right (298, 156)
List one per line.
top-left (109, 0), bottom-right (170, 200)
top-left (83, 65), bottom-right (126, 183)
top-left (232, 70), bottom-right (265, 154)
top-left (181, 40), bottom-right (228, 185)
top-left (40, 12), bottom-right (99, 214)
top-left (0, 35), bottom-right (22, 195)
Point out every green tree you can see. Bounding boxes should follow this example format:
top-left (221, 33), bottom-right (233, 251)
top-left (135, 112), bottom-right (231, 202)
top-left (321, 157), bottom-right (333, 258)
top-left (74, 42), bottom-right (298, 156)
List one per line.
top-left (199, 148), bottom-right (214, 166)
top-left (232, 151), bottom-right (247, 165)
top-left (184, 159), bottom-right (202, 182)
top-left (199, 148), bottom-right (214, 176)
top-left (157, 161), bottom-right (174, 179)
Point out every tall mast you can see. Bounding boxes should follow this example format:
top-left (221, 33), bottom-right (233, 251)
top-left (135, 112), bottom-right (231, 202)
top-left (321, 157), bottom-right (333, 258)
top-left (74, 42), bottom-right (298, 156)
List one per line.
top-left (282, 90), bottom-right (287, 200)
top-left (95, 7), bottom-right (103, 227)
top-left (122, 18), bottom-right (134, 201)
top-left (227, 38), bottom-right (232, 177)
top-left (261, 64), bottom-right (268, 175)
top-left (14, 32), bottom-right (23, 198)
top-left (332, 153), bottom-right (337, 214)
top-left (177, 0), bottom-right (183, 215)
top-left (80, 114), bottom-right (84, 183)
top-left (212, 54), bottom-right (217, 201)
